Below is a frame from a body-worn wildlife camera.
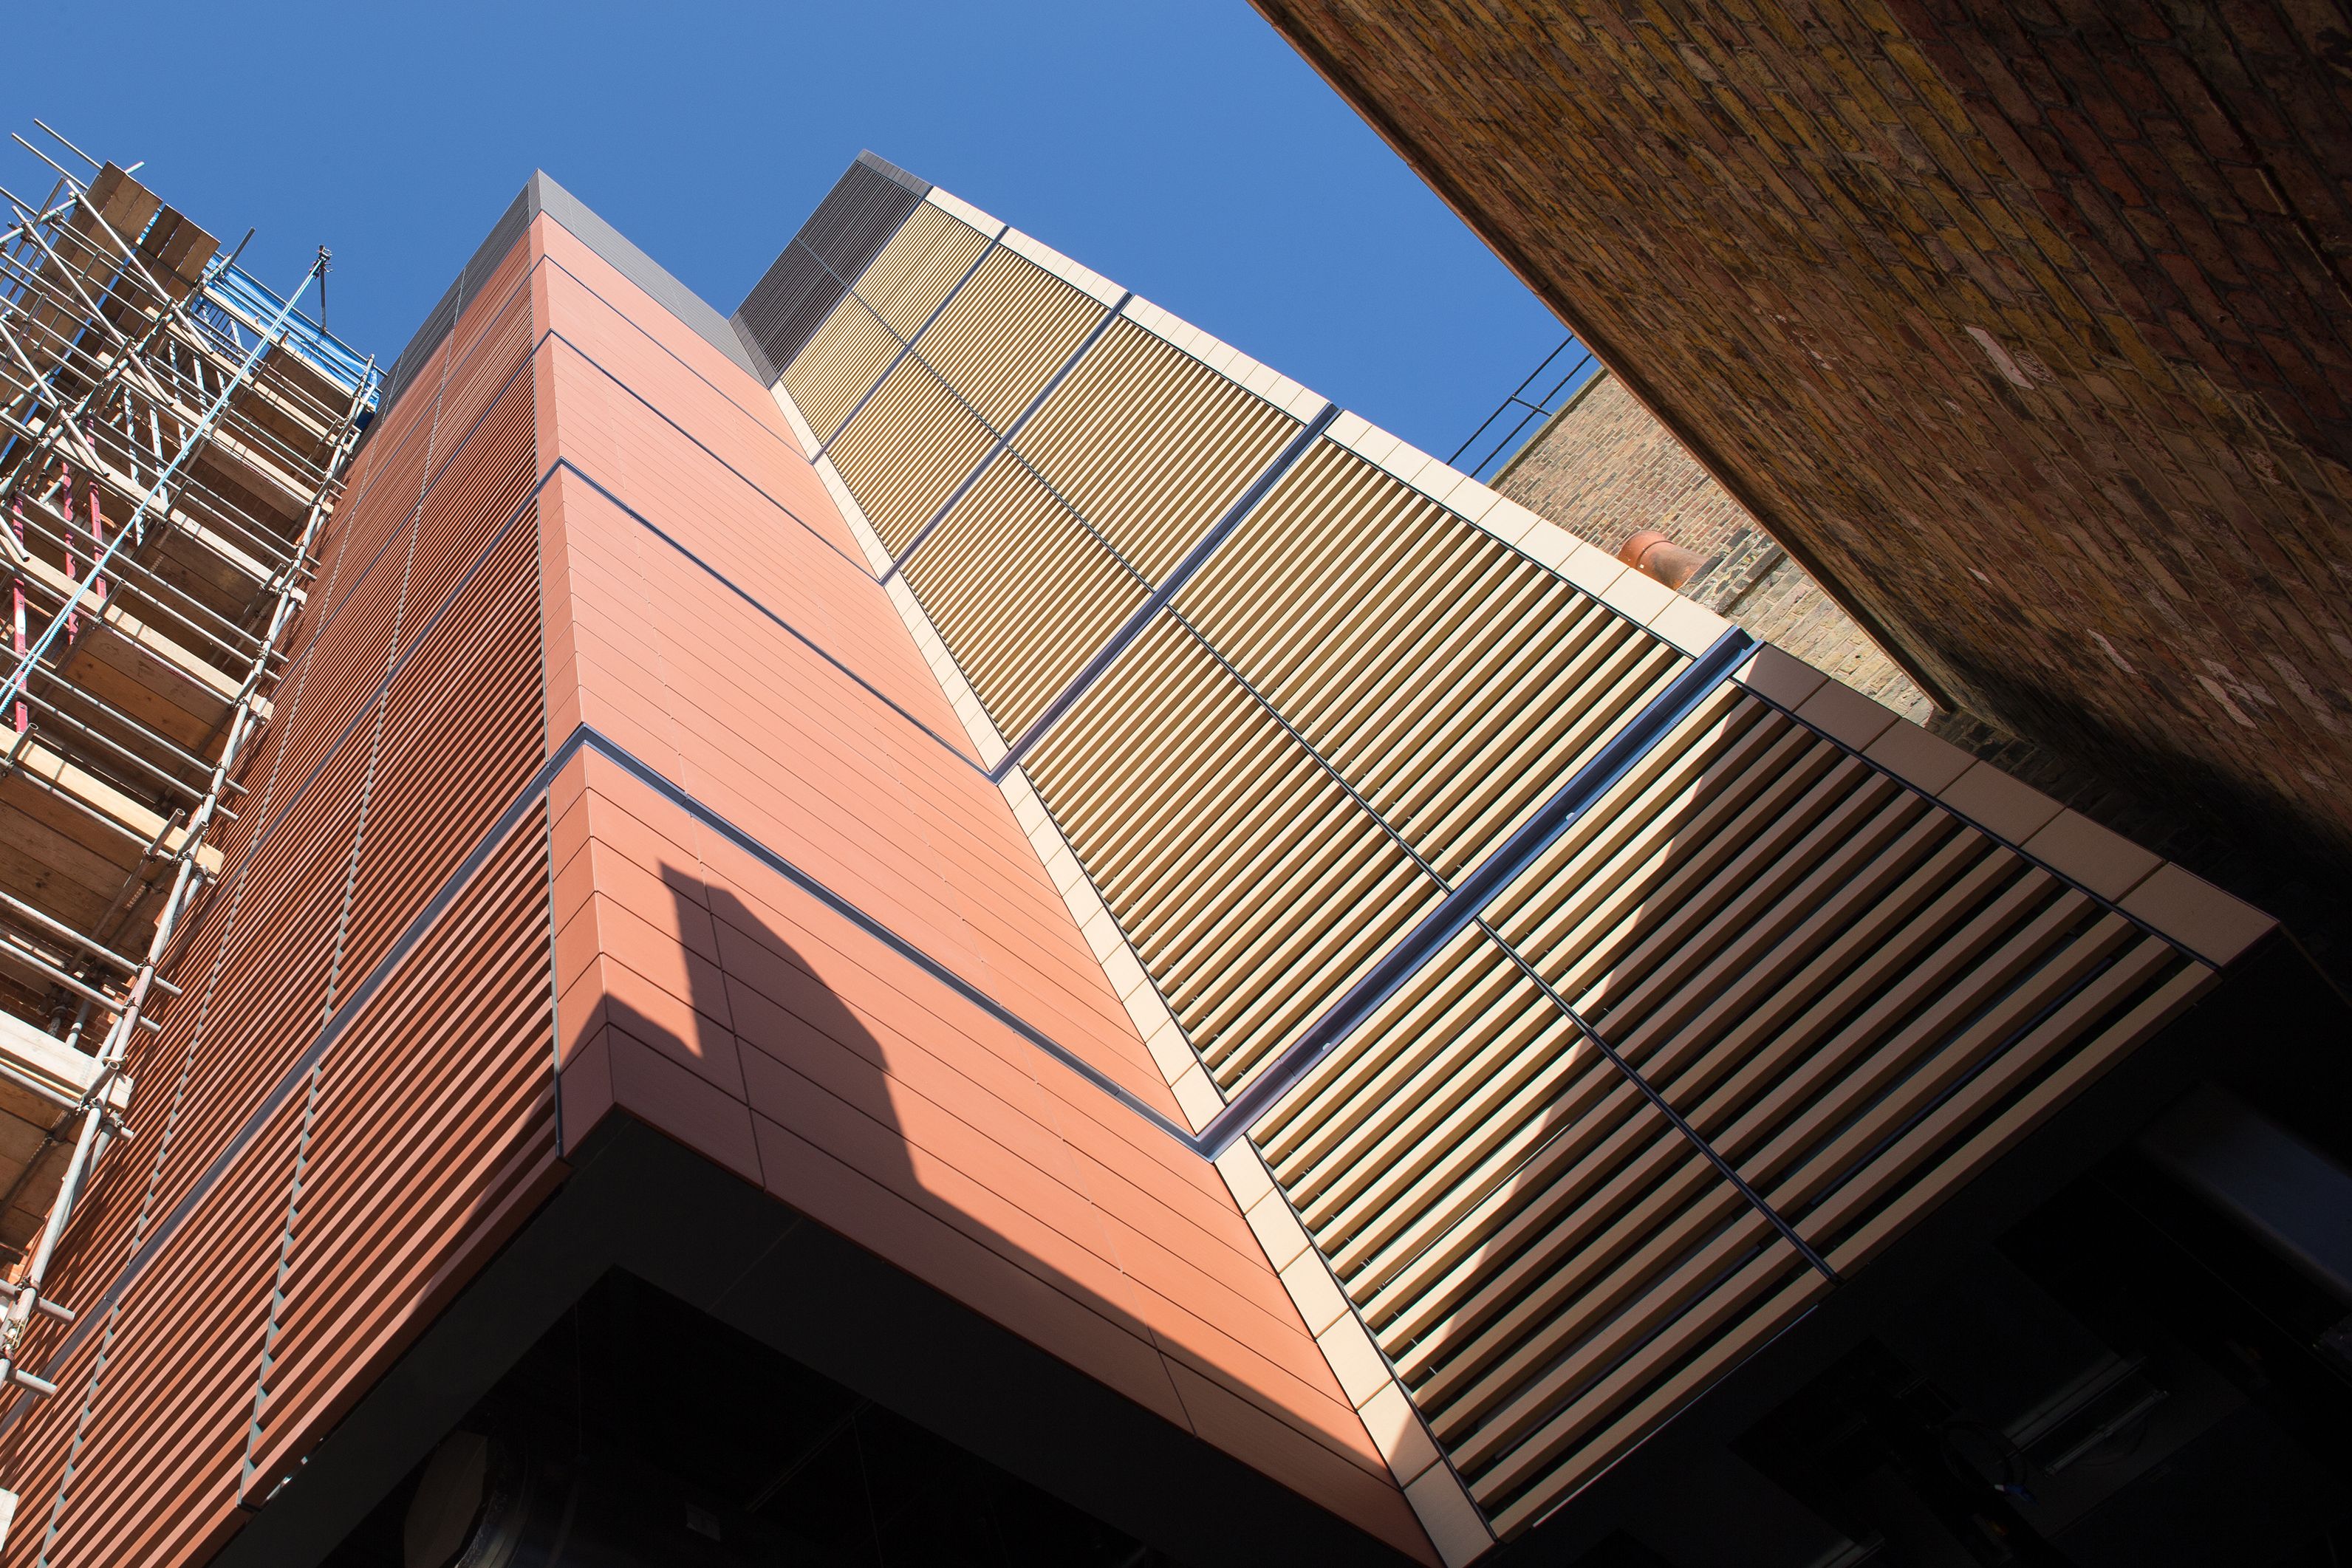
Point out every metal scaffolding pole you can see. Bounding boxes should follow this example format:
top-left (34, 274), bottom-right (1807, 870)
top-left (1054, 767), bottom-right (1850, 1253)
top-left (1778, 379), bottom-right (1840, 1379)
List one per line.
top-left (0, 129), bottom-right (376, 1399)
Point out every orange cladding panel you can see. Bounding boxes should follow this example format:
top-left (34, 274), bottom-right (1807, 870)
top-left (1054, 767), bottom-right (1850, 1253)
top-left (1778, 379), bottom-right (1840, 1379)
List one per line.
top-left (0, 203), bottom-right (1429, 1568)
top-left (0, 222), bottom-right (554, 1567)
top-left (524, 213), bottom-right (1429, 1556)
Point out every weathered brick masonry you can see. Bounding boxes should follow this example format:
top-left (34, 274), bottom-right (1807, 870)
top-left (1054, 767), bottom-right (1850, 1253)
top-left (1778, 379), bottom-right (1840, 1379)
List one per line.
top-left (1496, 372), bottom-right (2257, 905)
top-left (1497, 369), bottom-right (1932, 719)
top-left (1253, 0), bottom-right (2352, 893)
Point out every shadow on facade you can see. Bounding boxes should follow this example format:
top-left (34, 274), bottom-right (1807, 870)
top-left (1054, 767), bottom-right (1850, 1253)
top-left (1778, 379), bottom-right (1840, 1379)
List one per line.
top-left (222, 841), bottom-right (1416, 1568)
top-left (534, 864), bottom-right (1414, 1568)
top-left (1451, 706), bottom-right (2352, 1567)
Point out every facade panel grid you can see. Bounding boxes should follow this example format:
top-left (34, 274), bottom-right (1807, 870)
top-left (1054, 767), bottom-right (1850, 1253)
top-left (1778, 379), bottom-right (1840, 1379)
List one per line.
top-left (776, 295), bottom-right (905, 446)
top-left (823, 357), bottom-right (999, 553)
top-left (0, 146), bottom-right (2311, 1568)
top-left (1177, 443), bottom-right (1688, 880)
top-left (1005, 318), bottom-right (1302, 584)
top-left (903, 250), bottom-right (1102, 434)
top-left (903, 459), bottom-right (1149, 741)
top-left (1251, 682), bottom-right (2218, 1536)
top-left (1028, 615), bottom-right (1443, 1096)
top-left (854, 202), bottom-right (993, 343)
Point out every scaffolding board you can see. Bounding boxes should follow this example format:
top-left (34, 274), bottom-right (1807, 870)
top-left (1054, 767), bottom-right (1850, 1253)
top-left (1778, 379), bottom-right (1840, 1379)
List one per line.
top-left (0, 126), bottom-right (375, 1397)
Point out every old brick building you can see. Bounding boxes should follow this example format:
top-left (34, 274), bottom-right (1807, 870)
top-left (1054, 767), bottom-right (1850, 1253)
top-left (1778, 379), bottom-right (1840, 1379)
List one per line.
top-left (1494, 369), bottom-right (1932, 720)
top-left (1252, 0), bottom-right (2352, 932)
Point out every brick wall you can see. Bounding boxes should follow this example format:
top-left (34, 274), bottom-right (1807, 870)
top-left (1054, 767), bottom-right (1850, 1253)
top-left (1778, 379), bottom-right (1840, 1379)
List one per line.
top-left (1253, 0), bottom-right (2352, 892)
top-left (1497, 370), bottom-right (1932, 720)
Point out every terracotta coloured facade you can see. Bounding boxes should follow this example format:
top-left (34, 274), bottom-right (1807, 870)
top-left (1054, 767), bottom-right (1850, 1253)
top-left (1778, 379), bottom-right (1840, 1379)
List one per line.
top-left (0, 178), bottom-right (1432, 1568)
top-left (0, 155), bottom-right (2342, 1568)
top-left (523, 210), bottom-right (1426, 1553)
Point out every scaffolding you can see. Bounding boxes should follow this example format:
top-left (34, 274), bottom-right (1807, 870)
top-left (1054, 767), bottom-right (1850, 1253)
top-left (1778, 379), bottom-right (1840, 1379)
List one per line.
top-left (0, 125), bottom-right (375, 1398)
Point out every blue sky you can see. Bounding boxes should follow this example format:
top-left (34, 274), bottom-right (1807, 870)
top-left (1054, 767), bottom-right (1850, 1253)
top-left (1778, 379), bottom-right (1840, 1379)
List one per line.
top-left (7, 0), bottom-right (1565, 465)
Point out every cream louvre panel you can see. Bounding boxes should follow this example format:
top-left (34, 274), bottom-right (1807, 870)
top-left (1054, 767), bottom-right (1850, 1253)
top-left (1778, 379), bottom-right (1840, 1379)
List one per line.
top-left (1006, 318), bottom-right (1300, 581)
top-left (1178, 442), bottom-right (1687, 881)
top-left (823, 355), bottom-right (999, 554)
top-left (1247, 684), bottom-right (2215, 1537)
top-left (903, 457), bottom-right (1147, 739)
top-left (1026, 614), bottom-right (1443, 1095)
top-left (1250, 917), bottom-right (1820, 1540)
top-left (903, 316), bottom-right (1300, 739)
top-left (855, 202), bottom-right (991, 340)
top-left (781, 207), bottom-right (992, 439)
top-left (782, 292), bottom-right (907, 442)
top-left (911, 248), bottom-right (1102, 432)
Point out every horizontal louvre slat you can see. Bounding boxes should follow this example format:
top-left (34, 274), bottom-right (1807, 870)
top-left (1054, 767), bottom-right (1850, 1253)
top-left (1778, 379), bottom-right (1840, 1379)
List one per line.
top-left (781, 204), bottom-right (991, 439)
top-left (825, 250), bottom-right (1098, 558)
top-left (1008, 319), bottom-right (1299, 582)
top-left (1028, 615), bottom-right (1441, 1095)
top-left (242, 813), bottom-right (555, 1492)
top-left (1179, 442), bottom-right (1686, 880)
top-left (903, 320), bottom-right (1300, 741)
top-left (904, 461), bottom-right (1146, 739)
top-left (909, 249), bottom-right (1099, 433)
top-left (824, 356), bottom-right (998, 554)
top-left (858, 204), bottom-right (991, 341)
top-left (1246, 682), bottom-right (2213, 1538)
top-left (782, 294), bottom-right (907, 445)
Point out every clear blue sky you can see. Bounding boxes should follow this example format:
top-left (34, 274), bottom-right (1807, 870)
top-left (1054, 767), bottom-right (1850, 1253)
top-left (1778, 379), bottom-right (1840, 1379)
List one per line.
top-left (7, 0), bottom-right (1565, 465)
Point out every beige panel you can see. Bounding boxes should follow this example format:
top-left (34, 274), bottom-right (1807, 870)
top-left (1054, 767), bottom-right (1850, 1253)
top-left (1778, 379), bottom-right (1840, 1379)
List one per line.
top-left (1027, 614), bottom-right (1443, 1096)
top-left (1008, 319), bottom-right (1299, 581)
top-left (912, 248), bottom-right (1102, 432)
top-left (1180, 442), bottom-right (1688, 880)
top-left (858, 203), bottom-right (993, 340)
top-left (1247, 685), bottom-right (2215, 1536)
top-left (824, 247), bottom-right (1105, 556)
top-left (906, 459), bottom-right (1146, 740)
top-left (780, 205), bottom-right (992, 439)
top-left (781, 293), bottom-right (903, 445)
top-left (823, 355), bottom-right (998, 555)
top-left (903, 318), bottom-right (1301, 740)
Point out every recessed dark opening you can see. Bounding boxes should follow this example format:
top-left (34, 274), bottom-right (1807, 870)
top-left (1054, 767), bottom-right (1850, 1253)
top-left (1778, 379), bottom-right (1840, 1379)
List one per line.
top-left (324, 1270), bottom-right (1168, 1568)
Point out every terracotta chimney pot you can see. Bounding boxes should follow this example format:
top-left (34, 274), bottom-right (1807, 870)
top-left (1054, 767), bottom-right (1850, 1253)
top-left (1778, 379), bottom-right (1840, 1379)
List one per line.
top-left (1617, 529), bottom-right (1708, 590)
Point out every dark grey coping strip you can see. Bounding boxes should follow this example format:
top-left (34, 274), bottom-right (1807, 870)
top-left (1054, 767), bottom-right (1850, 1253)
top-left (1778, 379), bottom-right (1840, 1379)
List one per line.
top-left (376, 172), bottom-right (759, 428)
top-left (529, 171), bottom-right (758, 380)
